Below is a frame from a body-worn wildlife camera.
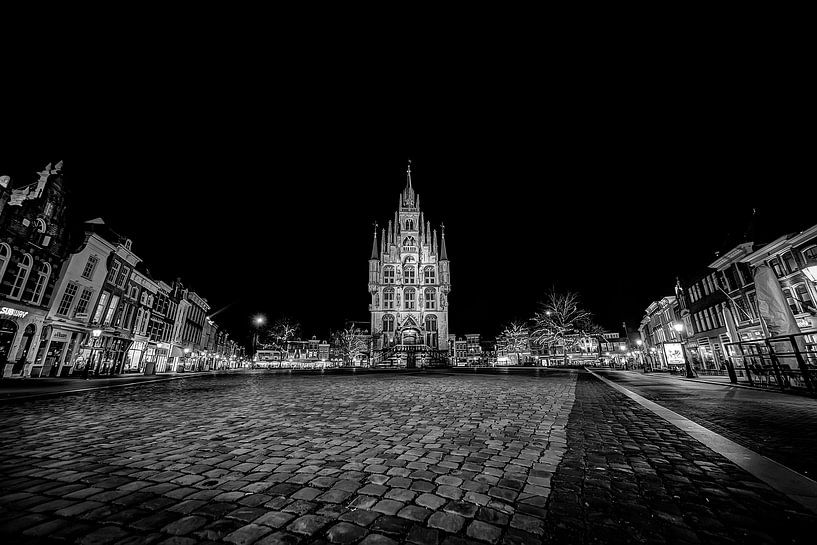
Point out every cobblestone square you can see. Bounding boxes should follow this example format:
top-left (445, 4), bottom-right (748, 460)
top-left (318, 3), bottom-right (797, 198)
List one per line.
top-left (0, 371), bottom-right (815, 544)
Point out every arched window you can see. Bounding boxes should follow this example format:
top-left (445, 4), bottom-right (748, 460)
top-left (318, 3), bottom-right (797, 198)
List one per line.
top-left (424, 288), bottom-right (436, 310)
top-left (406, 219), bottom-right (414, 231)
top-left (9, 253), bottom-right (33, 300)
top-left (30, 262), bottom-right (51, 305)
top-left (404, 288), bottom-right (416, 310)
top-left (383, 266), bottom-right (395, 284)
top-left (424, 267), bottom-right (436, 284)
top-left (803, 246), bottom-right (817, 263)
top-left (402, 236), bottom-right (416, 249)
top-left (383, 314), bottom-right (395, 333)
top-left (0, 243), bottom-right (10, 285)
top-left (425, 315), bottom-right (438, 347)
top-left (383, 288), bottom-right (395, 309)
top-left (404, 267), bottom-right (415, 284)
top-left (33, 219), bottom-right (47, 246)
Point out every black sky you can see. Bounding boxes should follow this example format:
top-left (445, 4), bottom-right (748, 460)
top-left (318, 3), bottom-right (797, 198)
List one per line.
top-left (2, 64), bottom-right (813, 347)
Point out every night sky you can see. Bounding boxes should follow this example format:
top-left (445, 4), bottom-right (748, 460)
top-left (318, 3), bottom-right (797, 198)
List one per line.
top-left (2, 78), bottom-right (813, 347)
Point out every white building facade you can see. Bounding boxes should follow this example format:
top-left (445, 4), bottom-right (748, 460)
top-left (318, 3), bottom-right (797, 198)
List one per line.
top-left (368, 163), bottom-right (450, 366)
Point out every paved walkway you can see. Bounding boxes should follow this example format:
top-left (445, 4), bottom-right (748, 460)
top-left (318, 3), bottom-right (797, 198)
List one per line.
top-left (0, 370), bottom-right (814, 544)
top-left (594, 369), bottom-right (817, 481)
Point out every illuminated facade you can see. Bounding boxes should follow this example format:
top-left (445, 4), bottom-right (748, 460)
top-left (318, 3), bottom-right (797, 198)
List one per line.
top-left (368, 163), bottom-right (450, 366)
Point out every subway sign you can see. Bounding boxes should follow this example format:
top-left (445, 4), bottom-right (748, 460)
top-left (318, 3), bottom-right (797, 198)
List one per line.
top-left (0, 307), bottom-right (29, 319)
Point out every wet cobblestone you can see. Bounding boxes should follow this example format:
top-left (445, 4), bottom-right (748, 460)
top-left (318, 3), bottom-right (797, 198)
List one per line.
top-left (0, 372), bottom-right (575, 544)
top-left (543, 372), bottom-right (817, 544)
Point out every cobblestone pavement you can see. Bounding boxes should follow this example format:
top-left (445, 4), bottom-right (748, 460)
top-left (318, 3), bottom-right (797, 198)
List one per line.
top-left (0, 371), bottom-right (576, 544)
top-left (544, 372), bottom-right (816, 544)
top-left (593, 369), bottom-right (817, 480)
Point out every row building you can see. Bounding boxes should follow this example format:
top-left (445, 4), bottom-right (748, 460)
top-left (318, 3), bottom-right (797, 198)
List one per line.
top-left (0, 163), bottom-right (243, 378)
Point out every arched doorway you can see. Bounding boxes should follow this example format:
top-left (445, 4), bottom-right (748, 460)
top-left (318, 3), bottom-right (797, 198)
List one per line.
top-left (0, 319), bottom-right (18, 368)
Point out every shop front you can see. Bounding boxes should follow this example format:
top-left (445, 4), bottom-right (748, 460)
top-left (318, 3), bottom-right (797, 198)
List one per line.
top-left (0, 305), bottom-right (44, 377)
top-left (124, 341), bottom-right (146, 373)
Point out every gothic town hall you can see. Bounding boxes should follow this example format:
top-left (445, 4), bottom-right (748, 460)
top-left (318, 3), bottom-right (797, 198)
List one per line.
top-left (368, 163), bottom-right (450, 367)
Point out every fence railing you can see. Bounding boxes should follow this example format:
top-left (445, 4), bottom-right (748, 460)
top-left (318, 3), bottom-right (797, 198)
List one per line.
top-left (725, 332), bottom-right (816, 394)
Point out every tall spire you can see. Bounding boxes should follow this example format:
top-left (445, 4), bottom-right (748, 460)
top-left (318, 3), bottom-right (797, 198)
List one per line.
top-left (406, 160), bottom-right (412, 190)
top-left (440, 223), bottom-right (448, 260)
top-left (370, 222), bottom-right (379, 260)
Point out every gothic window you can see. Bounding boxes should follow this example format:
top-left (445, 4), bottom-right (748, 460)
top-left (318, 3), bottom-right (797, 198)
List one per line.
top-left (425, 315), bottom-right (438, 346)
top-left (402, 236), bottom-right (416, 248)
top-left (383, 314), bottom-right (395, 333)
top-left (33, 219), bottom-right (47, 245)
top-left (406, 219), bottom-right (414, 230)
top-left (0, 243), bottom-right (10, 285)
top-left (404, 267), bottom-right (415, 284)
top-left (424, 288), bottom-right (436, 309)
top-left (30, 262), bottom-right (51, 305)
top-left (82, 255), bottom-right (98, 280)
top-left (9, 253), bottom-right (33, 300)
top-left (383, 288), bottom-right (395, 309)
top-left (424, 267), bottom-right (435, 284)
top-left (404, 288), bottom-right (416, 309)
top-left (383, 267), bottom-right (395, 284)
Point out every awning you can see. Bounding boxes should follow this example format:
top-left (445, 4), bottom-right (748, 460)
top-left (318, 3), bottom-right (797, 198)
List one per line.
top-left (170, 346), bottom-right (186, 358)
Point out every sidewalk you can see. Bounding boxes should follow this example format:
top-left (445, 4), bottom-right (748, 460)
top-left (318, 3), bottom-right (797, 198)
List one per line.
top-left (0, 368), bottom-right (250, 400)
top-left (618, 368), bottom-right (816, 396)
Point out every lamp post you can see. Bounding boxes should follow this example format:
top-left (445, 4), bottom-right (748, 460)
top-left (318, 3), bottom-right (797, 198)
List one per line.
top-left (673, 322), bottom-right (696, 378)
top-left (252, 315), bottom-right (266, 365)
top-left (86, 329), bottom-right (103, 379)
top-left (636, 338), bottom-right (649, 373)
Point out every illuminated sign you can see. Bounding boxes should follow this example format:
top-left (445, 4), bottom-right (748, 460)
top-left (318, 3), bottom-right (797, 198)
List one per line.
top-left (663, 343), bottom-right (685, 365)
top-left (797, 318), bottom-right (811, 328)
top-left (0, 307), bottom-right (28, 319)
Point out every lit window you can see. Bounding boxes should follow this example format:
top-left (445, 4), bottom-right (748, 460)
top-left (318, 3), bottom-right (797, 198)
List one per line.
top-left (57, 283), bottom-right (78, 316)
top-left (383, 288), bottom-right (395, 309)
top-left (424, 267), bottom-right (435, 284)
top-left (9, 253), bottom-right (33, 300)
top-left (92, 291), bottom-right (110, 323)
top-left (104, 295), bottom-right (120, 325)
top-left (82, 255), bottom-right (98, 280)
top-left (404, 288), bottom-right (416, 310)
top-left (30, 262), bottom-right (51, 305)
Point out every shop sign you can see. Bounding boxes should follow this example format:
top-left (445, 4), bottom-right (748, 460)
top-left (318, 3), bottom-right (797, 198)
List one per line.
top-left (0, 307), bottom-right (28, 319)
top-left (664, 343), bottom-right (685, 365)
top-left (50, 329), bottom-right (71, 342)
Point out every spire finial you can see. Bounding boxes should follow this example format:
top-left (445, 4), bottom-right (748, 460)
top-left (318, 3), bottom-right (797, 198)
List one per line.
top-left (406, 159), bottom-right (412, 189)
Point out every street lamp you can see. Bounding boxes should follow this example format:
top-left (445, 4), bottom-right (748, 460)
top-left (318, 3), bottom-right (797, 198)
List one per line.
top-left (252, 315), bottom-right (266, 364)
top-left (673, 322), bottom-right (696, 378)
top-left (618, 344), bottom-right (627, 370)
top-left (635, 338), bottom-right (649, 373)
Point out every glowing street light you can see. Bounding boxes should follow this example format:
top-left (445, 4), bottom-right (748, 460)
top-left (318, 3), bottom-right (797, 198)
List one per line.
top-left (673, 322), bottom-right (696, 378)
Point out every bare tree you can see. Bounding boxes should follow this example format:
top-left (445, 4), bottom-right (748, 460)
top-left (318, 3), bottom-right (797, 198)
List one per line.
top-left (531, 290), bottom-right (603, 358)
top-left (332, 326), bottom-right (368, 367)
top-left (259, 317), bottom-right (301, 350)
top-left (498, 320), bottom-right (530, 366)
